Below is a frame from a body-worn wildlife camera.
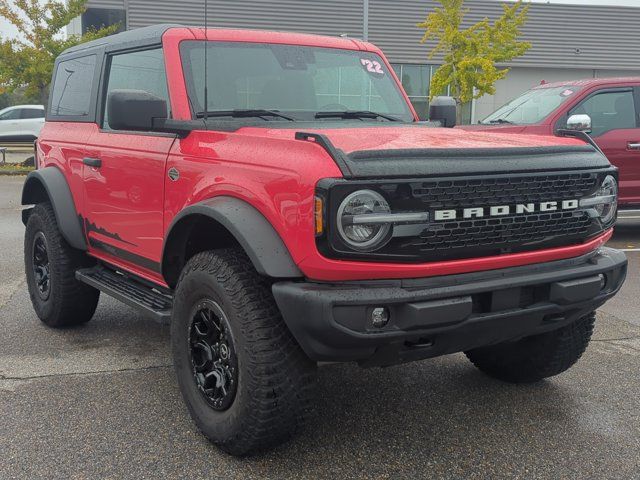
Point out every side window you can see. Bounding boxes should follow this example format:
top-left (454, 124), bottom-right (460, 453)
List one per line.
top-left (0, 109), bottom-right (21, 120)
top-left (103, 48), bottom-right (169, 130)
top-left (570, 90), bottom-right (637, 137)
top-left (50, 55), bottom-right (97, 117)
top-left (21, 109), bottom-right (45, 119)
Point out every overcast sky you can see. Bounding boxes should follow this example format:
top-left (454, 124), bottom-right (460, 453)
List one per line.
top-left (2, 0), bottom-right (640, 40)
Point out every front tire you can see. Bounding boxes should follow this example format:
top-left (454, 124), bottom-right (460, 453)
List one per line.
top-left (465, 312), bottom-right (596, 383)
top-left (171, 248), bottom-right (316, 456)
top-left (24, 203), bottom-right (100, 327)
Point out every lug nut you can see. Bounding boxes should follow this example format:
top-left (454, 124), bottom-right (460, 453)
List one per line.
top-left (371, 307), bottom-right (390, 328)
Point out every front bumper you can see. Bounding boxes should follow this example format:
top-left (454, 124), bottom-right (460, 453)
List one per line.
top-left (272, 247), bottom-right (627, 367)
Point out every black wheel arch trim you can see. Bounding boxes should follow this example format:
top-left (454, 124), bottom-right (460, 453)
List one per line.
top-left (162, 196), bottom-right (302, 283)
top-left (21, 168), bottom-right (86, 250)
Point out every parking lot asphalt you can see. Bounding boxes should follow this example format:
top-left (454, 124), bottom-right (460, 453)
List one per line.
top-left (1, 176), bottom-right (639, 479)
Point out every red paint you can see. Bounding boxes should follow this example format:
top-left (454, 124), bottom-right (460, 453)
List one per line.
top-left (460, 77), bottom-right (640, 207)
top-left (83, 124), bottom-right (176, 265)
top-left (299, 230), bottom-right (613, 282)
top-left (37, 27), bottom-right (614, 287)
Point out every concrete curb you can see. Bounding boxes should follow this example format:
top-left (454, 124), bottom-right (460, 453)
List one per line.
top-left (0, 169), bottom-right (32, 176)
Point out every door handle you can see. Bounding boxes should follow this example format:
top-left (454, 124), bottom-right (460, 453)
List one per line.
top-left (628, 142), bottom-right (640, 150)
top-left (83, 157), bottom-right (102, 168)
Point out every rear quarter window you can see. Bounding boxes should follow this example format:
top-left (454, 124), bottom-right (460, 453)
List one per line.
top-left (49, 55), bottom-right (97, 120)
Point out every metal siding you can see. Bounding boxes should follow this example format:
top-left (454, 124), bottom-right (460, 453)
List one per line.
top-left (87, 0), bottom-right (124, 8)
top-left (86, 0), bottom-right (640, 70)
top-left (127, 1), bottom-right (209, 27)
top-left (369, 0), bottom-right (640, 70)
top-left (125, 0), bottom-right (364, 38)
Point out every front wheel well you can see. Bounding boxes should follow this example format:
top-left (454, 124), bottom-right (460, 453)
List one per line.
top-left (162, 214), bottom-right (240, 288)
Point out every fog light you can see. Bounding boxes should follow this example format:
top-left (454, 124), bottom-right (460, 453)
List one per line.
top-left (371, 307), bottom-right (389, 328)
top-left (598, 274), bottom-right (607, 290)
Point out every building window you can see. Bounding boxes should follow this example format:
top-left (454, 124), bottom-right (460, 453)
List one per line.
top-left (392, 64), bottom-right (432, 120)
top-left (81, 8), bottom-right (126, 34)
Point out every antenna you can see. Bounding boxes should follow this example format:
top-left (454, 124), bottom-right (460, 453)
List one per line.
top-left (203, 0), bottom-right (208, 121)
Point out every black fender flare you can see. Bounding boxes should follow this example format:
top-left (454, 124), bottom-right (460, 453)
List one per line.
top-left (162, 196), bottom-right (302, 280)
top-left (21, 168), bottom-right (86, 250)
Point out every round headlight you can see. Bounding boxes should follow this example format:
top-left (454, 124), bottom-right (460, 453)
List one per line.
top-left (595, 175), bottom-right (618, 225)
top-left (337, 190), bottom-right (391, 251)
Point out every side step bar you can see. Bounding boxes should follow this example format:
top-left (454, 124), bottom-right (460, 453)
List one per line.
top-left (76, 266), bottom-right (173, 323)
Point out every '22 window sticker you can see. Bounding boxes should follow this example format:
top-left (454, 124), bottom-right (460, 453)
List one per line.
top-left (360, 58), bottom-right (385, 76)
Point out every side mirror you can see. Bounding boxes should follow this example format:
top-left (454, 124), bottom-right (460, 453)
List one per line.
top-left (566, 114), bottom-right (592, 133)
top-left (107, 89), bottom-right (167, 131)
top-left (429, 96), bottom-right (457, 128)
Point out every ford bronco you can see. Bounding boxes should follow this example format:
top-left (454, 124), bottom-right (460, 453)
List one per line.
top-left (22, 25), bottom-right (627, 456)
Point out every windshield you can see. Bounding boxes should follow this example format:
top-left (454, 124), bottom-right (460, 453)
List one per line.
top-left (481, 85), bottom-right (581, 125)
top-left (180, 41), bottom-right (415, 122)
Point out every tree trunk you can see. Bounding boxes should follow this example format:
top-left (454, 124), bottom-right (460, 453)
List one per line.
top-left (38, 84), bottom-right (49, 110)
top-left (455, 98), bottom-right (464, 126)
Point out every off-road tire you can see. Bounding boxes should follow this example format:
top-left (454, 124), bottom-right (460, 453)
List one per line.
top-left (171, 248), bottom-right (317, 456)
top-left (24, 203), bottom-right (100, 327)
top-left (465, 312), bottom-right (596, 383)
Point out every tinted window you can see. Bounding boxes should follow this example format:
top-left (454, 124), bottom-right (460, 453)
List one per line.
top-left (0, 109), bottom-right (21, 120)
top-left (21, 108), bottom-right (44, 119)
top-left (50, 55), bottom-right (97, 117)
top-left (103, 48), bottom-right (169, 129)
top-left (570, 90), bottom-right (637, 137)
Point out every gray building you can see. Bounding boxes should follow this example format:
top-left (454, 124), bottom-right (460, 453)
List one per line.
top-left (70, 0), bottom-right (640, 123)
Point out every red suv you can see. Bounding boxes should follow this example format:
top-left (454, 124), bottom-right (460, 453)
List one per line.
top-left (462, 78), bottom-right (640, 210)
top-left (22, 25), bottom-right (627, 455)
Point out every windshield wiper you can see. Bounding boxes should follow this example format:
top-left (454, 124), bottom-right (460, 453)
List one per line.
top-left (486, 118), bottom-right (515, 125)
top-left (315, 110), bottom-right (401, 122)
top-left (195, 109), bottom-right (295, 121)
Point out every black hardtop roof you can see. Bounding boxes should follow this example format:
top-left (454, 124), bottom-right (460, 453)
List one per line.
top-left (59, 24), bottom-right (182, 58)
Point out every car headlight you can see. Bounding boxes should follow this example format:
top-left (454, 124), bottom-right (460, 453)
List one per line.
top-left (579, 174), bottom-right (617, 225)
top-left (337, 190), bottom-right (392, 251)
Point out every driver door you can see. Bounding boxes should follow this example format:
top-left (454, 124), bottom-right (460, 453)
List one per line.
top-left (83, 47), bottom-right (175, 275)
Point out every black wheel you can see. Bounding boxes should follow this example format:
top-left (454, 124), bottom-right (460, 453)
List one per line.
top-left (24, 203), bottom-right (100, 327)
top-left (465, 312), bottom-right (596, 383)
top-left (171, 248), bottom-right (316, 456)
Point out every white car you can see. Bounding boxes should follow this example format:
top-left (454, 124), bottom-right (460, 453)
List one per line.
top-left (0, 105), bottom-right (45, 141)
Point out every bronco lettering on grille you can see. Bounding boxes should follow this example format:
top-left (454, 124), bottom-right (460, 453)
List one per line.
top-left (433, 199), bottom-right (579, 221)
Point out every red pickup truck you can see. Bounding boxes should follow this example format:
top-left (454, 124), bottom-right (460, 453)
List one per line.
top-left (462, 78), bottom-right (640, 210)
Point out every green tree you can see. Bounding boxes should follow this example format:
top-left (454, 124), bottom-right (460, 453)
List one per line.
top-left (0, 0), bottom-right (118, 105)
top-left (418, 0), bottom-right (530, 120)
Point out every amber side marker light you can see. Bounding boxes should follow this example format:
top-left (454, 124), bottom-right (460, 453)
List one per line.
top-left (314, 196), bottom-right (324, 236)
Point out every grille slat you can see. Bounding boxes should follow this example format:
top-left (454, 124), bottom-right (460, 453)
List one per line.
top-left (409, 172), bottom-right (598, 209)
top-left (410, 211), bottom-right (591, 253)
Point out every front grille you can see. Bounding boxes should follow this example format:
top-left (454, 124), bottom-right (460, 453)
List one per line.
top-left (408, 173), bottom-right (599, 209)
top-left (319, 169), bottom-right (612, 263)
top-left (410, 210), bottom-right (591, 254)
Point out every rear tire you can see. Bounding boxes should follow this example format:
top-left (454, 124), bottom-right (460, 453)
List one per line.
top-left (465, 312), bottom-right (596, 383)
top-left (171, 248), bottom-right (316, 456)
top-left (24, 203), bottom-right (100, 327)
